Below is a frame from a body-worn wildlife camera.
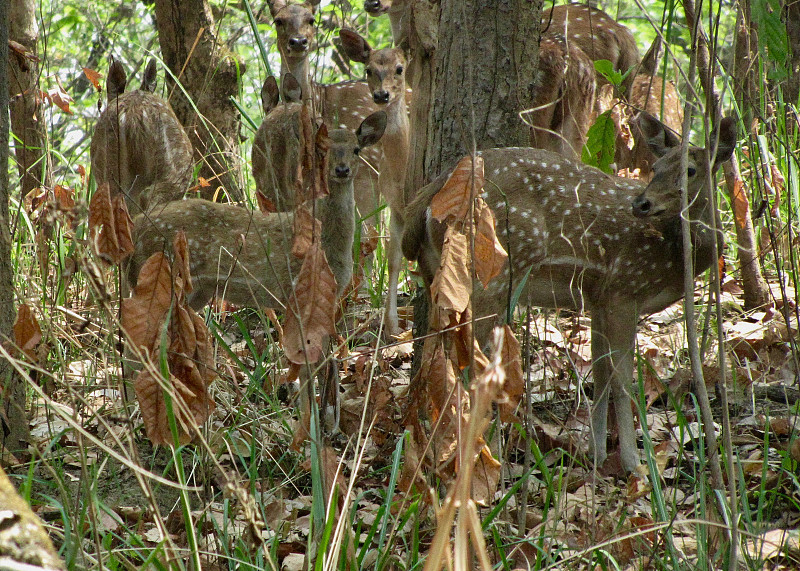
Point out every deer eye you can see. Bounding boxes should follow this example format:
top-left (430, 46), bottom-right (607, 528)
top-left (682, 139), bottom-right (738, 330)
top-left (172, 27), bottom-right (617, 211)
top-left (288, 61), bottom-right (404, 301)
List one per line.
top-left (396, 65), bottom-right (404, 75)
top-left (365, 68), bottom-right (373, 77)
top-left (275, 18), bottom-right (284, 26)
top-left (354, 148), bottom-right (361, 155)
top-left (307, 18), bottom-right (315, 25)
top-left (687, 166), bottom-right (697, 177)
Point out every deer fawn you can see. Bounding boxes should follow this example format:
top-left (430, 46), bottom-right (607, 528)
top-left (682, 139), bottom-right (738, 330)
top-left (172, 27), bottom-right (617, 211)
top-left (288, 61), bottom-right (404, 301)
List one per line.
top-left (402, 113), bottom-right (737, 472)
top-left (252, 73), bottom-right (305, 211)
top-left (338, 29), bottom-right (410, 336)
top-left (128, 111), bottom-right (387, 311)
top-left (364, 0), bottom-right (410, 47)
top-left (91, 59), bottom-right (194, 214)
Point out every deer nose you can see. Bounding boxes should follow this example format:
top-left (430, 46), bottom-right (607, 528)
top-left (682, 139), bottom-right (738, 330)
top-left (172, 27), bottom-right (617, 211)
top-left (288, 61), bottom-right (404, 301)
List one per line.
top-left (288, 37), bottom-right (308, 50)
top-left (334, 165), bottom-right (351, 178)
top-left (364, 0), bottom-right (382, 12)
top-left (631, 195), bottom-right (651, 218)
top-left (373, 90), bottom-right (390, 104)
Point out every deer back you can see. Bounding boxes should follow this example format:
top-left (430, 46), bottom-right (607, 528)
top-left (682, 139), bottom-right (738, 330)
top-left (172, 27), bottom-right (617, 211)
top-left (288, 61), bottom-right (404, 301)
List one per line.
top-left (91, 60), bottom-right (194, 214)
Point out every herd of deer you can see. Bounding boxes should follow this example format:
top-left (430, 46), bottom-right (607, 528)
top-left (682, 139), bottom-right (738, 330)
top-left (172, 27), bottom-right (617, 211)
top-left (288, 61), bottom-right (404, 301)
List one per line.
top-left (91, 1), bottom-right (737, 473)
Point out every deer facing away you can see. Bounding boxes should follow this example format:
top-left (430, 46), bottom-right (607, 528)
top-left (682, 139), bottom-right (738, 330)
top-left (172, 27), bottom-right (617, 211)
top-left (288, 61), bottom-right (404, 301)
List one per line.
top-left (128, 111), bottom-right (387, 311)
top-left (91, 59), bottom-right (194, 215)
top-left (402, 114), bottom-right (737, 472)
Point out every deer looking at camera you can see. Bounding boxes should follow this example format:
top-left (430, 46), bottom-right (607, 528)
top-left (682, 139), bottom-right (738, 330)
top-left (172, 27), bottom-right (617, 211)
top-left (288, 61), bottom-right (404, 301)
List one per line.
top-left (402, 113), bottom-right (737, 472)
top-left (91, 59), bottom-right (194, 215)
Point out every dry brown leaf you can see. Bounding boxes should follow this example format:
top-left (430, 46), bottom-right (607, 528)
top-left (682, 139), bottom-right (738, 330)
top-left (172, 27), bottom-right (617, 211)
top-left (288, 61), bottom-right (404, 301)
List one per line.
top-left (89, 184), bottom-right (133, 264)
top-left (283, 242), bottom-right (337, 365)
top-left (730, 176), bottom-right (749, 232)
top-left (498, 324), bottom-right (523, 422)
top-left (430, 227), bottom-right (471, 316)
top-left (256, 190), bottom-right (277, 214)
top-left (82, 67), bottom-right (102, 91)
top-left (430, 155), bottom-right (484, 221)
top-left (53, 184), bottom-right (76, 211)
top-left (112, 193), bottom-right (134, 262)
top-left (134, 369), bottom-right (202, 446)
top-left (312, 123), bottom-right (331, 201)
top-left (121, 253), bottom-right (173, 354)
top-left (13, 304), bottom-right (42, 361)
top-left (473, 198), bottom-right (507, 288)
top-left (291, 205), bottom-right (322, 259)
top-left (171, 230), bottom-right (193, 298)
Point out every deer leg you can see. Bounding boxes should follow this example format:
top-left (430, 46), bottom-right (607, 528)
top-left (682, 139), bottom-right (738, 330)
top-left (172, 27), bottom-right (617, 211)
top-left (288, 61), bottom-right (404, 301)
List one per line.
top-left (604, 304), bottom-right (640, 472)
top-left (384, 211), bottom-right (404, 337)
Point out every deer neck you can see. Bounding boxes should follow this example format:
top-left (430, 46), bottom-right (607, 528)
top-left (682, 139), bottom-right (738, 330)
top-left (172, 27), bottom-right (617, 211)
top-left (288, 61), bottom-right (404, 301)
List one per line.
top-left (378, 94), bottom-right (410, 211)
top-left (320, 178), bottom-right (356, 294)
top-left (282, 56), bottom-right (316, 106)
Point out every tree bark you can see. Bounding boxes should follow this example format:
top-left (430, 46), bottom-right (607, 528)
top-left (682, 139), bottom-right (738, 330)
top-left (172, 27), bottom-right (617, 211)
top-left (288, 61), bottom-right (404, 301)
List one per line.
top-left (1, 0), bottom-right (31, 459)
top-left (8, 0), bottom-right (50, 196)
top-left (154, 0), bottom-right (245, 201)
top-left (785, 0), bottom-right (800, 107)
top-left (425, 0), bottom-right (542, 176)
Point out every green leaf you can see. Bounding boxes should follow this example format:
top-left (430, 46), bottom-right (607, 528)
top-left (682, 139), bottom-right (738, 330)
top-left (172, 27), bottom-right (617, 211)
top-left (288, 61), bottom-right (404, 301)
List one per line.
top-left (593, 59), bottom-right (623, 87)
top-left (582, 110), bottom-right (617, 173)
top-left (752, 0), bottom-right (788, 67)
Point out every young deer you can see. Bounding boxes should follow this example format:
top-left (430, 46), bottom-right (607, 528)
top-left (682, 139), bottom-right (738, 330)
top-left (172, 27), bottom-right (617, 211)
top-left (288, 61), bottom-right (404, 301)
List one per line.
top-left (338, 29), bottom-right (409, 336)
top-left (252, 73), bottom-right (304, 211)
top-left (402, 114), bottom-right (737, 472)
top-left (128, 111), bottom-right (387, 311)
top-left (363, 0), bottom-right (410, 47)
top-left (91, 59), bottom-right (194, 214)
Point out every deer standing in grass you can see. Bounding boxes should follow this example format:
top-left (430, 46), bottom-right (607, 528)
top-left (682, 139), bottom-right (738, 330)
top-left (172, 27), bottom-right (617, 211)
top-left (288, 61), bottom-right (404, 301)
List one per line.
top-left (402, 113), bottom-right (736, 472)
top-left (128, 111), bottom-right (387, 312)
top-left (337, 29), bottom-right (410, 336)
top-left (91, 59), bottom-right (194, 214)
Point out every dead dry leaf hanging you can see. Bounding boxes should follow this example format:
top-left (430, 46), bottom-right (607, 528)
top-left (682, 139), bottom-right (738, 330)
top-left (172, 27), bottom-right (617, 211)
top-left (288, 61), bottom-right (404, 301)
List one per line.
top-left (473, 198), bottom-right (508, 288)
top-left (291, 205), bottom-right (322, 259)
top-left (121, 252), bottom-right (173, 354)
top-left (13, 304), bottom-right (42, 361)
top-left (283, 242), bottom-right (337, 365)
top-left (430, 155), bottom-right (484, 221)
top-left (88, 184), bottom-right (133, 265)
top-left (171, 230), bottom-right (193, 298)
top-left (430, 227), bottom-right (471, 316)
top-left (497, 324), bottom-right (524, 423)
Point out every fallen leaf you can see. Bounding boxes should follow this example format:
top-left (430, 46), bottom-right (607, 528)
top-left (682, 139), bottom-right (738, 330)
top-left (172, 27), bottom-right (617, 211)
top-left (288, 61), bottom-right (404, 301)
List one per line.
top-left (431, 155), bottom-right (484, 221)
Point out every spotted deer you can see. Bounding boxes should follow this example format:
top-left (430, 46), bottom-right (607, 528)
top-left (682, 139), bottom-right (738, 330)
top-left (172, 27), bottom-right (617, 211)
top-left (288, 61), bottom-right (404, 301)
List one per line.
top-left (529, 32), bottom-right (597, 159)
top-left (252, 73), bottom-right (304, 211)
top-left (364, 0), bottom-right (410, 47)
top-left (91, 59), bottom-right (194, 214)
top-left (267, 0), bottom-right (386, 223)
top-left (541, 3), bottom-right (640, 96)
top-left (402, 113), bottom-right (737, 472)
top-left (338, 29), bottom-right (409, 336)
top-left (129, 111), bottom-right (386, 312)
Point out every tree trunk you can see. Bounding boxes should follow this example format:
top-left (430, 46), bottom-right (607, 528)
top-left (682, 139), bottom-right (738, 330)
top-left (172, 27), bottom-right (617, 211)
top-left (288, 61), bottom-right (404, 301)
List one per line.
top-left (154, 0), bottom-right (245, 201)
top-left (786, 0), bottom-right (800, 107)
top-left (734, 0), bottom-right (757, 129)
top-left (1, 0), bottom-right (31, 459)
top-left (425, 0), bottom-right (542, 176)
top-left (8, 0), bottom-right (50, 196)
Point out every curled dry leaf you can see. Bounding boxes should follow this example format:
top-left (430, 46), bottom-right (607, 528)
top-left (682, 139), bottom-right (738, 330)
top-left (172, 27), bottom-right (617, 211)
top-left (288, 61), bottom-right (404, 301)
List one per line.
top-left (112, 193), bottom-right (134, 260)
top-left (171, 230), bottom-right (194, 298)
top-left (82, 67), bottom-right (103, 92)
top-left (121, 252), bottom-right (173, 354)
top-left (312, 123), bottom-right (331, 201)
top-left (430, 227), bottom-right (471, 316)
top-left (430, 155), bottom-right (484, 221)
top-left (88, 184), bottom-right (134, 264)
top-left (497, 325), bottom-right (523, 423)
top-left (291, 204), bottom-right (322, 259)
top-left (256, 190), bottom-right (277, 214)
top-left (13, 303), bottom-right (42, 361)
top-left (283, 242), bottom-right (337, 365)
top-left (473, 198), bottom-right (507, 288)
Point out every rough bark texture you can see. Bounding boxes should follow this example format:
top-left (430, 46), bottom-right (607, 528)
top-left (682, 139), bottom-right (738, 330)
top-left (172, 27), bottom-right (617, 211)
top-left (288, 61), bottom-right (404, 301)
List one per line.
top-left (734, 0), bottom-right (757, 129)
top-left (154, 0), bottom-right (245, 201)
top-left (1, 0), bottom-right (31, 458)
top-left (8, 0), bottom-right (50, 196)
top-left (684, 0), bottom-right (769, 309)
top-left (425, 0), bottom-right (542, 176)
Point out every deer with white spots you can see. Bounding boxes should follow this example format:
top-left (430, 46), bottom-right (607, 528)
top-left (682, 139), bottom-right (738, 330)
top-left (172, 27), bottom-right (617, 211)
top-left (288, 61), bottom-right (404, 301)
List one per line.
top-left (127, 111), bottom-right (387, 311)
top-left (402, 113), bottom-right (737, 472)
top-left (338, 29), bottom-right (410, 336)
top-left (267, 0), bottom-right (394, 224)
top-left (252, 73), bottom-right (305, 211)
top-left (91, 59), bottom-right (194, 214)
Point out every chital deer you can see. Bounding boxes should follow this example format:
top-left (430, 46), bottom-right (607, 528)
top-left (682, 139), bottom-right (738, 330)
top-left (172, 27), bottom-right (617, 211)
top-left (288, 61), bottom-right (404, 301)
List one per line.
top-left (541, 3), bottom-right (640, 96)
top-left (252, 73), bottom-right (304, 211)
top-left (529, 33), bottom-right (597, 159)
top-left (91, 59), bottom-right (194, 214)
top-left (402, 113), bottom-right (737, 472)
top-left (364, 0), bottom-right (410, 47)
top-left (128, 111), bottom-right (387, 312)
top-left (338, 29), bottom-right (409, 335)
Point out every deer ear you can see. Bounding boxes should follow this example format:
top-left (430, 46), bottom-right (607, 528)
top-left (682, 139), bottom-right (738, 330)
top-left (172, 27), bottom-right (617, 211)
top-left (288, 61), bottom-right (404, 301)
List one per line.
top-left (261, 76), bottom-right (280, 114)
top-left (281, 73), bottom-right (303, 103)
top-left (357, 111), bottom-right (387, 148)
top-left (638, 111), bottom-right (680, 158)
top-left (107, 60), bottom-right (127, 99)
top-left (713, 117), bottom-right (737, 166)
top-left (267, 0), bottom-right (287, 18)
top-left (339, 29), bottom-right (372, 64)
top-left (305, 0), bottom-right (320, 12)
top-left (141, 59), bottom-right (158, 93)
